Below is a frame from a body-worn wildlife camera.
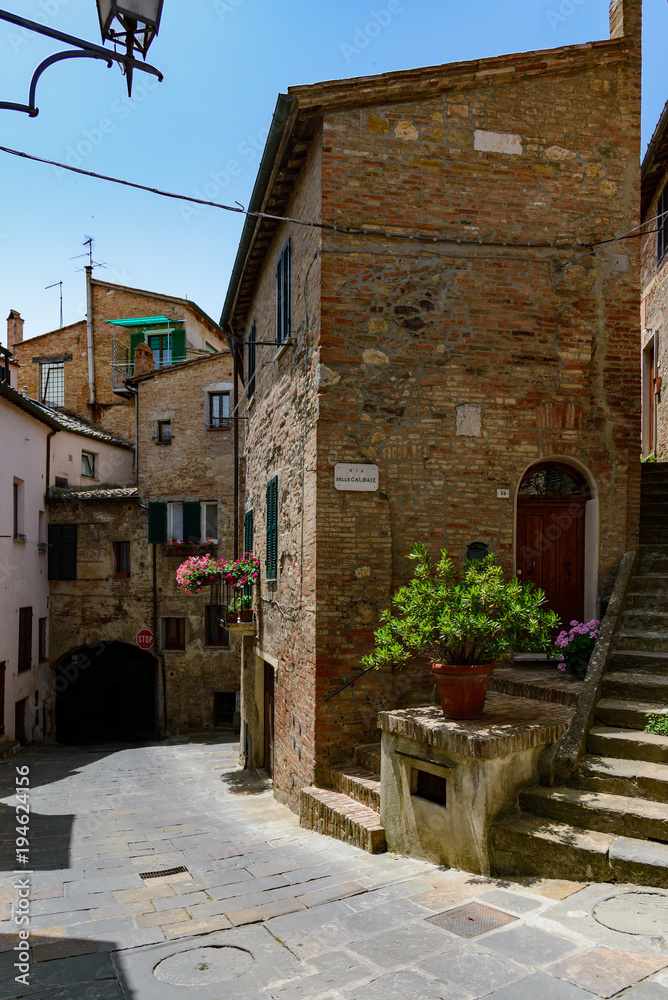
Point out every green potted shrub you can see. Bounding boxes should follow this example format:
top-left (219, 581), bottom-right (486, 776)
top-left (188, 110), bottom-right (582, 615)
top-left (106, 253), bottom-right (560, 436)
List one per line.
top-left (362, 543), bottom-right (559, 719)
top-left (239, 594), bottom-right (254, 623)
top-left (226, 601), bottom-right (238, 625)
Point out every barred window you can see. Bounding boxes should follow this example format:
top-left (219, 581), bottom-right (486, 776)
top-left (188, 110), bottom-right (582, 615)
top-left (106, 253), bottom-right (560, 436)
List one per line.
top-left (40, 362), bottom-right (64, 407)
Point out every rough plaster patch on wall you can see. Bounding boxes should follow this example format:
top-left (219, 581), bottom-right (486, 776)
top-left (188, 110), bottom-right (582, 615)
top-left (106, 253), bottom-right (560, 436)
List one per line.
top-left (473, 130), bottom-right (523, 156)
top-left (545, 145), bottom-right (577, 161)
top-left (456, 404), bottom-right (482, 437)
top-left (363, 349), bottom-right (390, 365)
top-left (395, 121), bottom-right (419, 141)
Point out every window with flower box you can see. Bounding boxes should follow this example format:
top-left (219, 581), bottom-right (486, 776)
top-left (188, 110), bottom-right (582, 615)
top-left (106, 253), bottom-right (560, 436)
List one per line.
top-left (149, 501), bottom-right (218, 551)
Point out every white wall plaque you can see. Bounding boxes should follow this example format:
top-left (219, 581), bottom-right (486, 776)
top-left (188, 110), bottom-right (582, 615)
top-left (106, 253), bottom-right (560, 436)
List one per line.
top-left (335, 464), bottom-right (379, 492)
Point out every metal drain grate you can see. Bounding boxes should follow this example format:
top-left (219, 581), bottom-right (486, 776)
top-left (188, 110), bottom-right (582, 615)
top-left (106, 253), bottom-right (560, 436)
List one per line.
top-left (427, 901), bottom-right (518, 938)
top-left (139, 866), bottom-right (189, 880)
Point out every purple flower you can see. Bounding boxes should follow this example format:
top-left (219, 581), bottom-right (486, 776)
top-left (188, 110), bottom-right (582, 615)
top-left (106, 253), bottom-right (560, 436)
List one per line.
top-left (557, 663), bottom-right (566, 672)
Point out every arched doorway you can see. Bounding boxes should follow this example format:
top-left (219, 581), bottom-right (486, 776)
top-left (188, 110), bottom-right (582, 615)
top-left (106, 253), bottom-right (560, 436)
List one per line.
top-left (55, 642), bottom-right (157, 744)
top-left (516, 461), bottom-right (594, 628)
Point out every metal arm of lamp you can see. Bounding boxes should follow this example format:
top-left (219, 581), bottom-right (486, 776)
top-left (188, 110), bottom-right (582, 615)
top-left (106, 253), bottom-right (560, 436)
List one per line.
top-left (0, 8), bottom-right (163, 117)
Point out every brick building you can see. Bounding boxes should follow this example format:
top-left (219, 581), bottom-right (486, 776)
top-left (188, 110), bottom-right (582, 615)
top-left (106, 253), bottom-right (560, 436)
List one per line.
top-left (8, 274), bottom-right (227, 442)
top-left (46, 351), bottom-right (242, 741)
top-left (222, 0), bottom-right (642, 811)
top-left (641, 101), bottom-right (668, 458)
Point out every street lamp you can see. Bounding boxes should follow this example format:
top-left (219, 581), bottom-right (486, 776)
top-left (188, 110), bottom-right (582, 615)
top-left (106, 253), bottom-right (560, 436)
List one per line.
top-left (0, 2), bottom-right (164, 117)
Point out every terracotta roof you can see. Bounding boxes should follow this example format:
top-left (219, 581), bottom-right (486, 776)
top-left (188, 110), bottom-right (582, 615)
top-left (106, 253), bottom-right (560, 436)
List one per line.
top-left (28, 401), bottom-right (134, 449)
top-left (49, 486), bottom-right (139, 501)
top-left (128, 350), bottom-right (231, 384)
top-left (642, 100), bottom-right (668, 218)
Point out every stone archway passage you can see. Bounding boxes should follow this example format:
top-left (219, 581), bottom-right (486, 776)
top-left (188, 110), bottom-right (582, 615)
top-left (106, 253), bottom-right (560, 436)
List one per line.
top-left (516, 462), bottom-right (591, 628)
top-left (56, 642), bottom-right (157, 744)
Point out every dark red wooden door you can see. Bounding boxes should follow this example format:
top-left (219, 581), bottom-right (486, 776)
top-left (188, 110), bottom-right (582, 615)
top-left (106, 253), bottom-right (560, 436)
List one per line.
top-left (517, 501), bottom-right (586, 628)
top-left (263, 662), bottom-right (274, 777)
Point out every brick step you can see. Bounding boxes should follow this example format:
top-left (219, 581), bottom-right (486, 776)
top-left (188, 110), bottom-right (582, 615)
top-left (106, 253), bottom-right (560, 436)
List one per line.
top-left (587, 725), bottom-right (668, 764)
top-left (614, 631), bottom-right (668, 653)
top-left (637, 551), bottom-right (668, 573)
top-left (519, 785), bottom-right (668, 842)
top-left (622, 610), bottom-right (668, 629)
top-left (299, 786), bottom-right (386, 854)
top-left (628, 573), bottom-right (668, 592)
top-left (354, 743), bottom-right (382, 773)
top-left (595, 698), bottom-right (668, 729)
top-left (574, 754), bottom-right (668, 802)
top-left (639, 532), bottom-right (668, 546)
top-left (488, 668), bottom-right (581, 707)
top-left (627, 592), bottom-right (668, 610)
top-left (607, 650), bottom-right (668, 674)
top-left (330, 763), bottom-right (381, 811)
top-left (490, 814), bottom-right (668, 886)
top-left (603, 671), bottom-right (668, 701)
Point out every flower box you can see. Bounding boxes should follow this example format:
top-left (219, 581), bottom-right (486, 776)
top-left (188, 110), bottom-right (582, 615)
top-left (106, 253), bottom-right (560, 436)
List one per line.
top-left (165, 542), bottom-right (217, 557)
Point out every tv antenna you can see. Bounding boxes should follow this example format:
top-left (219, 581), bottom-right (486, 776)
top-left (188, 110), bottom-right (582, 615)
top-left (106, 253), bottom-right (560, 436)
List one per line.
top-left (70, 236), bottom-right (109, 273)
top-left (45, 280), bottom-right (63, 328)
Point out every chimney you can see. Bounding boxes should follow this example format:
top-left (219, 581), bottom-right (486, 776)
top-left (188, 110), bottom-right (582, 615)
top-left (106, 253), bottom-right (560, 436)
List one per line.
top-left (7, 310), bottom-right (24, 351)
top-left (609, 0), bottom-right (641, 40)
top-left (133, 341), bottom-right (154, 377)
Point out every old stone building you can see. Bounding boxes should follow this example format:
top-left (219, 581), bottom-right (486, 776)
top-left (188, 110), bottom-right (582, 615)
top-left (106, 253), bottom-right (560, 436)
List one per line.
top-left (46, 350), bottom-right (241, 741)
top-left (9, 274), bottom-right (227, 442)
top-left (641, 100), bottom-right (668, 458)
top-left (222, 0), bottom-right (642, 812)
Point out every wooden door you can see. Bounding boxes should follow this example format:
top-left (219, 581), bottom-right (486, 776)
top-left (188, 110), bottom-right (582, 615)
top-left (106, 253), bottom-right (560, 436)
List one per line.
top-left (0, 663), bottom-right (5, 737)
top-left (650, 344), bottom-right (656, 454)
top-left (517, 501), bottom-right (586, 628)
top-left (263, 662), bottom-right (275, 777)
top-left (14, 698), bottom-right (26, 742)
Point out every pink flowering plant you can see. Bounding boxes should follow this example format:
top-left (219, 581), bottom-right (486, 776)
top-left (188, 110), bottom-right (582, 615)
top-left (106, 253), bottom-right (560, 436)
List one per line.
top-left (175, 555), bottom-right (218, 594)
top-left (176, 552), bottom-right (260, 595)
top-left (555, 619), bottom-right (600, 679)
top-left (226, 553), bottom-right (261, 590)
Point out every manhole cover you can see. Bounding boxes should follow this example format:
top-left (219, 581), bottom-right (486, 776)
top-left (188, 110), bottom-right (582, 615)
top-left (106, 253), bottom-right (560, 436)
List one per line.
top-left (593, 892), bottom-right (668, 936)
top-left (426, 902), bottom-right (518, 938)
top-left (153, 946), bottom-right (254, 986)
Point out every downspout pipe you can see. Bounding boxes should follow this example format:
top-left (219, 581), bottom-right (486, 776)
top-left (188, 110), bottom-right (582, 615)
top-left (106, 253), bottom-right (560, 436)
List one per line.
top-left (85, 265), bottom-right (96, 407)
top-left (45, 429), bottom-right (57, 502)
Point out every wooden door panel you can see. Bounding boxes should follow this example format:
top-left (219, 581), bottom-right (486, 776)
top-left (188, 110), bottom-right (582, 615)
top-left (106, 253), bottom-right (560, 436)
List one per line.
top-left (263, 662), bottom-right (274, 778)
top-left (517, 502), bottom-right (585, 628)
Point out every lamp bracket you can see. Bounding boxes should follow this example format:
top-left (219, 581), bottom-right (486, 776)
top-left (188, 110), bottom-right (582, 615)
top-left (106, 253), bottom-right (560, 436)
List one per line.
top-left (0, 8), bottom-right (163, 116)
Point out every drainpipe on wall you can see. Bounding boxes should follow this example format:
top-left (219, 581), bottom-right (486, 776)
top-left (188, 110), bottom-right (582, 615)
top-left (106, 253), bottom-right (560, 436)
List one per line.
top-left (45, 429), bottom-right (57, 501)
top-left (85, 265), bottom-right (96, 407)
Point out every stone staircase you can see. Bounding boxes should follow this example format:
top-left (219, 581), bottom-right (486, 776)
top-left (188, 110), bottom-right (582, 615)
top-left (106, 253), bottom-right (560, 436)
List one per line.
top-left (491, 470), bottom-right (668, 885)
top-left (300, 744), bottom-right (387, 854)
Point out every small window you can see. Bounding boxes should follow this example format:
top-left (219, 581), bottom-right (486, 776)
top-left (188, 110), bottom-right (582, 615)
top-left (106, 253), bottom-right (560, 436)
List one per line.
top-left (205, 607), bottom-right (229, 647)
top-left (18, 607), bottom-right (32, 673)
top-left (114, 541), bottom-right (131, 578)
top-left (276, 241), bottom-right (291, 346)
top-left (55, 476), bottom-right (69, 489)
top-left (48, 524), bottom-right (78, 580)
top-left (81, 451), bottom-right (96, 479)
top-left (414, 768), bottom-right (447, 807)
top-left (148, 333), bottom-right (172, 368)
top-left (659, 185), bottom-right (668, 265)
top-left (38, 511), bottom-right (46, 545)
top-left (208, 392), bottom-right (230, 429)
top-left (214, 692), bottom-right (237, 728)
top-left (244, 509), bottom-right (254, 555)
top-left (163, 617), bottom-right (186, 651)
top-left (203, 502), bottom-right (218, 542)
top-left (248, 324), bottom-right (256, 399)
top-left (157, 420), bottom-right (172, 444)
top-left (13, 479), bottom-right (24, 540)
top-left (40, 361), bottom-right (64, 407)
top-left (38, 618), bottom-right (48, 663)
top-left (167, 502), bottom-right (183, 541)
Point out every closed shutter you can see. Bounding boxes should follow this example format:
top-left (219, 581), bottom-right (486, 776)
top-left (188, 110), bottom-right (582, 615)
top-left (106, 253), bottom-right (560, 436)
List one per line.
top-left (129, 332), bottom-right (144, 376)
top-left (148, 502), bottom-right (168, 544)
top-left (183, 502), bottom-right (201, 543)
top-left (266, 478), bottom-right (278, 579)
top-left (48, 525), bottom-right (77, 580)
top-left (244, 509), bottom-right (254, 555)
top-left (18, 607), bottom-right (32, 672)
top-left (171, 330), bottom-right (186, 364)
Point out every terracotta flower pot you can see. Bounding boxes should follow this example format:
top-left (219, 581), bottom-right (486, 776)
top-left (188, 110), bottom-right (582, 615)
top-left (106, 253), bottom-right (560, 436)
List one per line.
top-left (239, 609), bottom-right (253, 623)
top-left (226, 611), bottom-right (238, 624)
top-left (431, 662), bottom-right (496, 720)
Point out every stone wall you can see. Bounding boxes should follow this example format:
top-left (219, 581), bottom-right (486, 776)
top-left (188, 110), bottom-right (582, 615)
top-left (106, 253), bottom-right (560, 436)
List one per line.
top-left (641, 161), bottom-right (668, 458)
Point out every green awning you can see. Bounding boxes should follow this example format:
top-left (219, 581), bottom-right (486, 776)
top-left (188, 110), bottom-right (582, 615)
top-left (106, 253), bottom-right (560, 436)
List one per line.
top-left (109, 316), bottom-right (181, 328)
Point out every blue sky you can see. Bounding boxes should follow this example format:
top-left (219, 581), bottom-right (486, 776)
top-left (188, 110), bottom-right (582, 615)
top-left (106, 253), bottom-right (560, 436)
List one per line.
top-left (0, 0), bottom-right (665, 341)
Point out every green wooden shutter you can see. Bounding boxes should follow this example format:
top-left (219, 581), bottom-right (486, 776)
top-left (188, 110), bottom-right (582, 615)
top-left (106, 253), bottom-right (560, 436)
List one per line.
top-left (171, 330), bottom-right (186, 364)
top-left (244, 509), bottom-right (254, 555)
top-left (148, 502), bottom-right (168, 544)
top-left (183, 501), bottom-right (201, 543)
top-left (129, 332), bottom-right (144, 376)
top-left (48, 525), bottom-right (77, 580)
top-left (266, 478), bottom-right (278, 579)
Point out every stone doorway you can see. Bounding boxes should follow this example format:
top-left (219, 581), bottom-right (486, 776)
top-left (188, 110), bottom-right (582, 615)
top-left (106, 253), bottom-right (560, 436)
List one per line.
top-left (55, 642), bottom-right (157, 744)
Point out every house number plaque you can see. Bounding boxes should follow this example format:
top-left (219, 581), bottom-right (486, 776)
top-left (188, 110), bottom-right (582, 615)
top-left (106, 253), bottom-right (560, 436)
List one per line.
top-left (334, 464), bottom-right (379, 492)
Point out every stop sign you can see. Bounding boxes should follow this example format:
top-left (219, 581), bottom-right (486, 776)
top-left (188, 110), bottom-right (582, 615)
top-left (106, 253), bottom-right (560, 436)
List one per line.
top-left (136, 629), bottom-right (154, 650)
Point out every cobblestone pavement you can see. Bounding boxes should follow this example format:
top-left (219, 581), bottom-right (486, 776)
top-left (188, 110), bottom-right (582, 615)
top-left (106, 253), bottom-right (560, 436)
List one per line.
top-left (0, 736), bottom-right (666, 999)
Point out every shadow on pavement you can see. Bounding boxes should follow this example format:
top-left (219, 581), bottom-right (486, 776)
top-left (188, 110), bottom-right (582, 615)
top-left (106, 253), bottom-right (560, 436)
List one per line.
top-left (0, 933), bottom-right (135, 1000)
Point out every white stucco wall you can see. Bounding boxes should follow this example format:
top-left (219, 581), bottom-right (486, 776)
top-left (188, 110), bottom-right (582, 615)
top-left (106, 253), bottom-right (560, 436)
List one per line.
top-left (0, 398), bottom-right (52, 742)
top-left (50, 433), bottom-right (134, 488)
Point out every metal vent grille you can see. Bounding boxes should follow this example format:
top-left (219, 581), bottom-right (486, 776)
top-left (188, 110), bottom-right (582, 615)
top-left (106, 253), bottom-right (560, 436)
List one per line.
top-left (427, 902), bottom-right (518, 938)
top-left (139, 866), bottom-right (189, 880)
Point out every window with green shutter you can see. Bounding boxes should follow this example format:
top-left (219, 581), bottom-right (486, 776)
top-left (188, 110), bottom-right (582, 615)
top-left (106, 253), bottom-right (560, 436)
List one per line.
top-left (266, 478), bottom-right (278, 579)
top-left (148, 502), bottom-right (168, 544)
top-left (171, 330), bottom-right (186, 364)
top-left (244, 509), bottom-right (254, 555)
top-left (129, 331), bottom-right (144, 376)
top-left (48, 525), bottom-right (77, 580)
top-left (183, 502), bottom-right (201, 543)
top-left (276, 242), bottom-right (291, 346)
